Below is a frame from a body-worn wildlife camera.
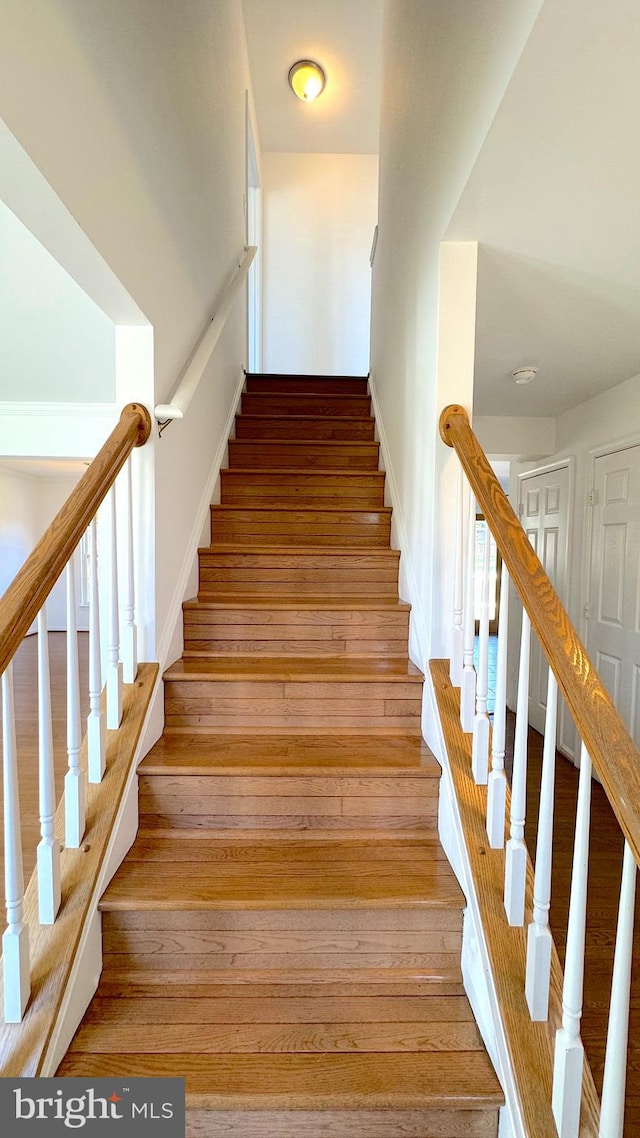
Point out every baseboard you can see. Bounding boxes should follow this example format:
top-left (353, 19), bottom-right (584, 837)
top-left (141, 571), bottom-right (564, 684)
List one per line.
top-left (367, 374), bottom-right (428, 671)
top-left (137, 370), bottom-right (247, 759)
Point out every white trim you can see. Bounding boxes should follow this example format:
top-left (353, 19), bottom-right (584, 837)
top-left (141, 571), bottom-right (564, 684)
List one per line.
top-left (427, 667), bottom-right (525, 1138)
top-left (368, 372), bottom-right (428, 672)
top-left (40, 669), bottom-right (161, 1074)
top-left (155, 368), bottom-right (246, 673)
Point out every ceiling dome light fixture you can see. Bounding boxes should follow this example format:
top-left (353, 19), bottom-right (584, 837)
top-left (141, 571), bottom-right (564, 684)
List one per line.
top-left (512, 367), bottom-right (539, 385)
top-left (288, 60), bottom-right (326, 103)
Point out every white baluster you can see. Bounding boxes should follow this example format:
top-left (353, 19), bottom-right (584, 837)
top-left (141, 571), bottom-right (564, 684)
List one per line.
top-left (599, 840), bottom-right (636, 1138)
top-left (2, 664), bottom-right (30, 1022)
top-left (121, 458), bottom-right (138, 684)
top-left (87, 518), bottom-right (106, 782)
top-left (525, 668), bottom-right (558, 1020)
top-left (37, 609), bottom-right (62, 924)
top-left (65, 553), bottom-right (85, 848)
top-left (450, 461), bottom-right (464, 687)
top-left (106, 486), bottom-right (123, 729)
top-left (552, 742), bottom-right (592, 1138)
top-left (504, 608), bottom-right (531, 925)
top-left (460, 490), bottom-right (477, 732)
top-left (486, 567), bottom-right (509, 848)
top-left (472, 519), bottom-right (491, 783)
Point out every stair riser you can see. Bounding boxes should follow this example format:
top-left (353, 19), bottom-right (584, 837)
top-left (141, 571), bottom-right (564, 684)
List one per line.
top-left (183, 609), bottom-right (409, 657)
top-left (198, 575), bottom-right (399, 597)
top-left (164, 679), bottom-right (422, 732)
top-left (220, 472), bottom-right (385, 510)
top-left (241, 394), bottom-right (372, 418)
top-left (235, 417), bottom-right (375, 441)
top-left (102, 909), bottom-right (460, 933)
top-left (210, 508), bottom-right (391, 547)
top-left (246, 376), bottom-right (369, 395)
top-left (102, 927), bottom-right (460, 958)
top-left (198, 552), bottom-right (400, 596)
top-left (184, 1109), bottom-right (500, 1138)
top-left (228, 441), bottom-right (380, 469)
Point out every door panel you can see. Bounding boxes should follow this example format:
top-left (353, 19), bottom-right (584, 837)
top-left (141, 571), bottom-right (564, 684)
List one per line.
top-left (588, 445), bottom-right (640, 747)
top-left (519, 465), bottom-right (570, 736)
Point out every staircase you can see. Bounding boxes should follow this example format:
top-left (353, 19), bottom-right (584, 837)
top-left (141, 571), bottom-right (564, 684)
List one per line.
top-left (58, 375), bottom-right (502, 1135)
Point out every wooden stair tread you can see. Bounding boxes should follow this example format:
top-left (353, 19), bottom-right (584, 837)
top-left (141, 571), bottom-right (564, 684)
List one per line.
top-left (186, 595), bottom-right (407, 610)
top-left (140, 732), bottom-right (438, 775)
top-left (163, 657), bottom-right (423, 681)
top-left (81, 991), bottom-right (476, 1025)
top-left (246, 372), bottom-right (370, 379)
top-left (211, 505), bottom-right (391, 515)
top-left (100, 839), bottom-right (463, 910)
top-left (112, 835), bottom-right (445, 861)
top-left (87, 975), bottom-right (468, 999)
top-left (200, 545), bottom-right (400, 557)
top-left (57, 1052), bottom-right (503, 1109)
top-left (221, 467), bottom-right (384, 477)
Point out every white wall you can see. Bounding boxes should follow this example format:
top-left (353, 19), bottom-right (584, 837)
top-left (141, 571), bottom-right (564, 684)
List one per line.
top-left (0, 1), bottom-right (257, 713)
top-left (370, 0), bottom-right (543, 690)
top-left (262, 152), bottom-right (378, 375)
top-left (0, 466), bottom-right (40, 599)
top-left (0, 201), bottom-right (115, 403)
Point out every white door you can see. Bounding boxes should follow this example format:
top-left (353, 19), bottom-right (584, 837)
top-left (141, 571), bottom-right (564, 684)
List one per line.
top-left (588, 445), bottom-right (640, 747)
top-left (519, 464), bottom-right (570, 736)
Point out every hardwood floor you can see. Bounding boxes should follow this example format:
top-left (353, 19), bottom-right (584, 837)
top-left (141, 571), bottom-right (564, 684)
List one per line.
top-left (514, 716), bottom-right (640, 1136)
top-left (0, 631), bottom-right (89, 894)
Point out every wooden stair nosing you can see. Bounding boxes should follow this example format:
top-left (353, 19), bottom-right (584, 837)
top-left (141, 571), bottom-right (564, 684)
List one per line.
top-left (57, 1052), bottom-right (503, 1111)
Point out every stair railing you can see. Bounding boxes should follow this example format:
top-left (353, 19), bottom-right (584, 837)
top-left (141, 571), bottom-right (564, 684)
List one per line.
top-left (155, 245), bottom-right (257, 426)
top-left (0, 403), bottom-right (151, 1023)
top-left (440, 404), bottom-right (640, 1138)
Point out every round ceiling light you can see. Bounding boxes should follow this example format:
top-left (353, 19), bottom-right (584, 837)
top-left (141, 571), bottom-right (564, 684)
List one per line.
top-left (288, 60), bottom-right (326, 103)
top-left (512, 367), bottom-right (538, 385)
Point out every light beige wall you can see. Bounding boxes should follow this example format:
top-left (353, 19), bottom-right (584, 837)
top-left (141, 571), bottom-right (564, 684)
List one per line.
top-left (371, 0), bottom-right (542, 676)
top-left (262, 152), bottom-right (378, 375)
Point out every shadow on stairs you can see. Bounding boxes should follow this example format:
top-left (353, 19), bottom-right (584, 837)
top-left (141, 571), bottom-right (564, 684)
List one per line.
top-left (57, 373), bottom-right (503, 1137)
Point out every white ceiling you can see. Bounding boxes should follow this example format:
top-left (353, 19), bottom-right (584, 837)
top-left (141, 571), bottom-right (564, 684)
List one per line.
top-left (242, 0), bottom-right (383, 154)
top-left (447, 0), bottom-right (640, 417)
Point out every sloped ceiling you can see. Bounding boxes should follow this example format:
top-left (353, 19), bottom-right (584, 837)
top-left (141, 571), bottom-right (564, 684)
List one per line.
top-left (447, 0), bottom-right (640, 416)
top-left (242, 0), bottom-right (382, 154)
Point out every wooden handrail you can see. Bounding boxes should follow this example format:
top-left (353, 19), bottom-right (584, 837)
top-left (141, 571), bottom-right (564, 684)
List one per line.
top-left (155, 245), bottom-right (257, 423)
top-left (440, 403), bottom-right (640, 868)
top-left (0, 403), bottom-right (151, 679)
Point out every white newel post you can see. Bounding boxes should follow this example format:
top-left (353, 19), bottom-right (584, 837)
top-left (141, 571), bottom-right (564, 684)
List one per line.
top-left (504, 608), bottom-right (531, 926)
top-left (450, 461), bottom-right (464, 687)
top-left (460, 489), bottom-right (477, 732)
top-left (472, 519), bottom-right (490, 784)
top-left (37, 609), bottom-right (62, 925)
top-left (525, 668), bottom-right (558, 1020)
top-left (552, 742), bottom-right (592, 1138)
top-left (486, 566), bottom-right (509, 848)
top-left (2, 663), bottom-right (31, 1022)
top-left (599, 840), bottom-right (637, 1138)
top-left (87, 517), bottom-right (106, 782)
top-left (106, 486), bottom-right (123, 728)
top-left (65, 554), bottom-right (85, 848)
top-left (122, 457), bottom-right (138, 684)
